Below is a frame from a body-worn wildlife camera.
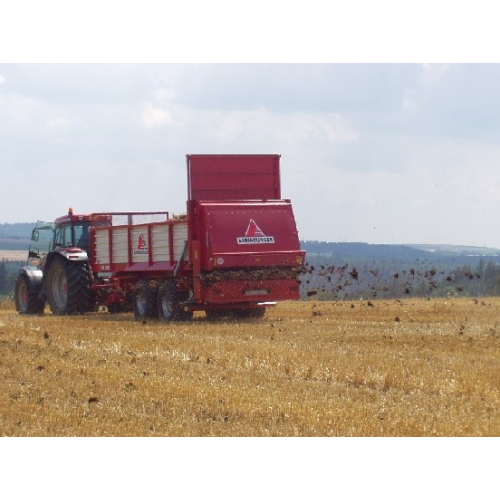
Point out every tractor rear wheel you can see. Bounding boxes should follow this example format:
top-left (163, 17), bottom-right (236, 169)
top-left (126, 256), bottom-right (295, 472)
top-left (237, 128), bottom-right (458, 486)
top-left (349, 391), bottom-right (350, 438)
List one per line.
top-left (157, 281), bottom-right (192, 321)
top-left (133, 280), bottom-right (158, 320)
top-left (46, 257), bottom-right (95, 315)
top-left (14, 274), bottom-right (45, 315)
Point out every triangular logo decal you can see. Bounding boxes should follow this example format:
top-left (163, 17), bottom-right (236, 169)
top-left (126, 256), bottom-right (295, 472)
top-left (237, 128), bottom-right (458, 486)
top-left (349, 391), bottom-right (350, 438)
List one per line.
top-left (133, 233), bottom-right (148, 254)
top-left (245, 219), bottom-right (266, 238)
top-left (138, 234), bottom-right (147, 250)
top-left (237, 219), bottom-right (275, 245)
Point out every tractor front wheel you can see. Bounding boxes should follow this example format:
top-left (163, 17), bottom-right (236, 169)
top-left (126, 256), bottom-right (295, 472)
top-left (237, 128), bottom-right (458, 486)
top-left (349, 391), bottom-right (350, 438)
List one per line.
top-left (14, 274), bottom-right (45, 315)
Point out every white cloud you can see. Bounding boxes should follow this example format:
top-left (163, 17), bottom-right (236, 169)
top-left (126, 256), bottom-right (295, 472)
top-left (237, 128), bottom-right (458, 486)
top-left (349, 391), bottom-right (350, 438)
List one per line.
top-left (155, 88), bottom-right (176, 103)
top-left (420, 63), bottom-right (449, 86)
top-left (0, 74), bottom-right (5, 85)
top-left (205, 108), bottom-right (357, 147)
top-left (47, 117), bottom-right (70, 131)
top-left (142, 102), bottom-right (173, 128)
top-left (280, 114), bottom-right (357, 145)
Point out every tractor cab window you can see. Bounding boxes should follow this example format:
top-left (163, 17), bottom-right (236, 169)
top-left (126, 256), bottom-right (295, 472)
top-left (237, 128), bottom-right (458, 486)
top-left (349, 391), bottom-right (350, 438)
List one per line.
top-left (54, 224), bottom-right (72, 248)
top-left (74, 223), bottom-right (90, 251)
top-left (54, 222), bottom-right (91, 253)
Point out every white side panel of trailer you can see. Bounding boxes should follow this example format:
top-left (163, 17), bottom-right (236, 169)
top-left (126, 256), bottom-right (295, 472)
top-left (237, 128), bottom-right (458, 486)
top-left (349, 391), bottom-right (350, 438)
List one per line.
top-left (112, 228), bottom-right (129, 264)
top-left (94, 230), bottom-right (110, 264)
top-left (94, 221), bottom-right (188, 266)
top-left (152, 225), bottom-right (170, 262)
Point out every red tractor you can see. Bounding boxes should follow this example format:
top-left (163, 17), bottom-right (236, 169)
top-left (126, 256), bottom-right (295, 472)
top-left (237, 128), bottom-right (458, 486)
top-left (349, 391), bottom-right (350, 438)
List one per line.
top-left (15, 210), bottom-right (110, 315)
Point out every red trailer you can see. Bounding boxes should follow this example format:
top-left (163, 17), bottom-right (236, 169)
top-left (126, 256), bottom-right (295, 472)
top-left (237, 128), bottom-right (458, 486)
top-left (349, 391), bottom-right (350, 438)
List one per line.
top-left (15, 154), bottom-right (305, 320)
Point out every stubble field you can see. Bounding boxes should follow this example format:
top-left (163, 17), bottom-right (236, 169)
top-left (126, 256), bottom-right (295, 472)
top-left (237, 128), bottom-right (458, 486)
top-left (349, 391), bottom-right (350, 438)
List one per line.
top-left (0, 250), bottom-right (27, 261)
top-left (1, 297), bottom-right (499, 436)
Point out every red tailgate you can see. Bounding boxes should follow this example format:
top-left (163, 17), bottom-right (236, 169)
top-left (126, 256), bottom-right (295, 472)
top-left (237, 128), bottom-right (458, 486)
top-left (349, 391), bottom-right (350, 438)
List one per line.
top-left (198, 200), bottom-right (304, 270)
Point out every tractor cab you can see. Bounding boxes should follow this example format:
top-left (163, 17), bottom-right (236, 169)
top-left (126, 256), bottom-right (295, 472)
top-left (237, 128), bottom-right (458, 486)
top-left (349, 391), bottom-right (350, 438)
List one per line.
top-left (26, 209), bottom-right (94, 270)
top-left (53, 208), bottom-right (94, 254)
top-left (52, 208), bottom-right (114, 255)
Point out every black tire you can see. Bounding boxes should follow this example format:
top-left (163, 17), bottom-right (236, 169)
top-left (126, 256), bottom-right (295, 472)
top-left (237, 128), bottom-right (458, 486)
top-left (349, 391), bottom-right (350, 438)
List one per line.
top-left (157, 281), bottom-right (192, 321)
top-left (133, 280), bottom-right (158, 320)
top-left (14, 274), bottom-right (45, 315)
top-left (45, 257), bottom-right (95, 315)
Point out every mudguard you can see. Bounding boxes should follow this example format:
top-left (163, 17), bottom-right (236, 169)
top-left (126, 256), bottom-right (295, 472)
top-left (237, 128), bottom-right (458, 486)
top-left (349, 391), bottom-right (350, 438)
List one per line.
top-left (18, 267), bottom-right (44, 293)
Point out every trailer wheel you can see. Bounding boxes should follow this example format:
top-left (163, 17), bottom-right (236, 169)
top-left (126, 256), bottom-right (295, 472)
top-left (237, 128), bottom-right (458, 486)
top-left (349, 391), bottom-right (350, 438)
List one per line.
top-left (157, 281), bottom-right (192, 321)
top-left (14, 274), bottom-right (45, 315)
top-left (133, 280), bottom-right (158, 320)
top-left (46, 257), bottom-right (95, 315)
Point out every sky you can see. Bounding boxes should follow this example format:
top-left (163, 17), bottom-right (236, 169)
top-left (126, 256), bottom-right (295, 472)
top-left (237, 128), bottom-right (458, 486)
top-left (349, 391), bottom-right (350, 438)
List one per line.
top-left (1, 4), bottom-right (500, 248)
top-left (3, 63), bottom-right (500, 247)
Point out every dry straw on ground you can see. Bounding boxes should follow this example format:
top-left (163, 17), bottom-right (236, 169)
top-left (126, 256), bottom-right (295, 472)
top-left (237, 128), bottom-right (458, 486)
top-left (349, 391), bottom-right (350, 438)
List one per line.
top-left (1, 297), bottom-right (499, 436)
top-left (0, 250), bottom-right (26, 261)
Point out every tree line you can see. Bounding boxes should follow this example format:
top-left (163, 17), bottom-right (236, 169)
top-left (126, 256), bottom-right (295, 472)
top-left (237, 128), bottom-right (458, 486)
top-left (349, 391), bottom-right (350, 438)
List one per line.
top-left (2, 236), bottom-right (500, 301)
top-left (2, 256), bottom-right (500, 301)
top-left (301, 255), bottom-right (500, 300)
top-left (0, 222), bottom-right (34, 239)
top-left (0, 260), bottom-right (24, 298)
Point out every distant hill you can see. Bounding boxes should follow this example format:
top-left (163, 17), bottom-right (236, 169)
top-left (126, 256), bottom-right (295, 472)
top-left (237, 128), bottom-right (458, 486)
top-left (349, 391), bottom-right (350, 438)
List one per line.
top-left (0, 222), bottom-right (34, 240)
top-left (301, 240), bottom-right (500, 264)
top-left (406, 244), bottom-right (500, 257)
top-left (0, 223), bottom-right (32, 252)
top-left (3, 225), bottom-right (500, 299)
top-left (2, 223), bottom-right (500, 263)
top-left (300, 240), bottom-right (500, 300)
top-left (301, 241), bottom-right (432, 261)
top-left (0, 239), bottom-right (30, 251)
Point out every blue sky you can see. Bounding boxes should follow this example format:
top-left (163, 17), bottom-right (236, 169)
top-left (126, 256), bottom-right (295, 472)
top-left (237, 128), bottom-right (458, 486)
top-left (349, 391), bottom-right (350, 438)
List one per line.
top-left (1, 5), bottom-right (500, 247)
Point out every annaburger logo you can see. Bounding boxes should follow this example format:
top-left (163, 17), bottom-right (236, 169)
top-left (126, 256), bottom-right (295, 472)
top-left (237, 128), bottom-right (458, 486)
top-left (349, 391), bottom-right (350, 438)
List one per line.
top-left (237, 219), bottom-right (275, 245)
top-left (134, 233), bottom-right (148, 255)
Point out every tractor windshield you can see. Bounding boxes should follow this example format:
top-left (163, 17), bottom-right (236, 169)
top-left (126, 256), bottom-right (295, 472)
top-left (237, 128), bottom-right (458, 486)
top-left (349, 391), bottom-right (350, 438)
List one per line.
top-left (54, 222), bottom-right (91, 253)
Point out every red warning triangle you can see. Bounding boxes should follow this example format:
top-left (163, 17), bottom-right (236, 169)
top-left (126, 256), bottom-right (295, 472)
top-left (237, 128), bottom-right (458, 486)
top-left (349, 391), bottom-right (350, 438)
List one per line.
top-left (138, 234), bottom-right (147, 250)
top-left (245, 219), bottom-right (265, 237)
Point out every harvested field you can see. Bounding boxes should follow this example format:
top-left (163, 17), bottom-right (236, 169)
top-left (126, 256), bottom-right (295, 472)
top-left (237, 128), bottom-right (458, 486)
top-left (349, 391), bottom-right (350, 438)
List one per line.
top-left (0, 250), bottom-right (26, 261)
top-left (1, 297), bottom-right (499, 436)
